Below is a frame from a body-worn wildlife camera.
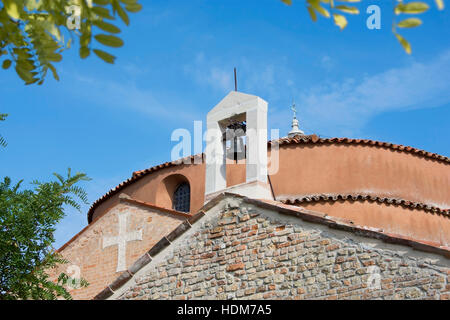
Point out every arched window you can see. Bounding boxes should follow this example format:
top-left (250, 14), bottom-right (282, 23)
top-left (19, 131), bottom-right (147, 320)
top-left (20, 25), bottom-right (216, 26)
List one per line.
top-left (173, 182), bottom-right (190, 213)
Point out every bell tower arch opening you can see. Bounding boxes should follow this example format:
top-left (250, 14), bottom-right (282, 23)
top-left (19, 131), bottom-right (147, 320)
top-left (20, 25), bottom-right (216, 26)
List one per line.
top-left (204, 91), bottom-right (273, 202)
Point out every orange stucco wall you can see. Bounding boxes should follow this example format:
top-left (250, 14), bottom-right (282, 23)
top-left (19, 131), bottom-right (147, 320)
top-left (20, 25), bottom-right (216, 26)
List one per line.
top-left (269, 143), bottom-right (450, 208)
top-left (89, 142), bottom-right (449, 250)
top-left (266, 143), bottom-right (450, 246)
top-left (155, 174), bottom-right (190, 210)
top-left (300, 200), bottom-right (450, 246)
top-left (91, 162), bottom-right (206, 222)
top-left (226, 158), bottom-right (246, 187)
top-left (91, 160), bottom-right (251, 222)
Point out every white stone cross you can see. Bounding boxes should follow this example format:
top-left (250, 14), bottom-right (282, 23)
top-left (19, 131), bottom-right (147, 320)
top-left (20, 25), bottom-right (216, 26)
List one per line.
top-left (103, 212), bottom-right (143, 272)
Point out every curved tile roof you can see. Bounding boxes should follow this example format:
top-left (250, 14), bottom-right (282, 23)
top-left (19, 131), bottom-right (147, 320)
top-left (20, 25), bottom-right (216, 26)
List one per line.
top-left (272, 134), bottom-right (450, 164)
top-left (87, 136), bottom-right (449, 223)
top-left (87, 154), bottom-right (203, 223)
top-left (279, 193), bottom-right (450, 217)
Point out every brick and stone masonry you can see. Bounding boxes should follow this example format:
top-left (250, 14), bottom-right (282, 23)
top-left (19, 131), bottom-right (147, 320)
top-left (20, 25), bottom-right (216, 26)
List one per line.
top-left (110, 196), bottom-right (450, 300)
top-left (49, 199), bottom-right (187, 300)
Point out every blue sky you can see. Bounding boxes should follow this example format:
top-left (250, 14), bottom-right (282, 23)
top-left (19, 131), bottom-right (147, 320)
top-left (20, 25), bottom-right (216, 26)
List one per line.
top-left (0, 0), bottom-right (449, 248)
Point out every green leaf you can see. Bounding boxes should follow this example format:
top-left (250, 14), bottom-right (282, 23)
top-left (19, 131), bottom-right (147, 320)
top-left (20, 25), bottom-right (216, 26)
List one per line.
top-left (125, 3), bottom-right (143, 12)
top-left (2, 60), bottom-right (12, 70)
top-left (15, 65), bottom-right (37, 84)
top-left (435, 0), bottom-right (445, 10)
top-left (94, 34), bottom-right (124, 48)
top-left (47, 63), bottom-right (60, 81)
top-left (0, 169), bottom-right (90, 299)
top-left (0, 0), bottom-right (140, 85)
top-left (116, 4), bottom-right (130, 25)
top-left (80, 46), bottom-right (91, 59)
top-left (335, 5), bottom-right (359, 14)
top-left (395, 2), bottom-right (429, 15)
top-left (92, 6), bottom-right (114, 19)
top-left (93, 20), bottom-right (121, 34)
top-left (397, 18), bottom-right (422, 28)
top-left (307, 6), bottom-right (317, 21)
top-left (16, 59), bottom-right (35, 72)
top-left (5, 1), bottom-right (21, 19)
top-left (333, 13), bottom-right (348, 30)
top-left (395, 33), bottom-right (412, 54)
top-left (93, 49), bottom-right (116, 64)
top-left (307, 0), bottom-right (330, 18)
top-left (47, 53), bottom-right (63, 63)
top-left (281, 0), bottom-right (292, 5)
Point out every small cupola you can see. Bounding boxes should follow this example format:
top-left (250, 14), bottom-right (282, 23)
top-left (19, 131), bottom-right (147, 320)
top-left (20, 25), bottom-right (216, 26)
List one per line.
top-left (288, 101), bottom-right (305, 138)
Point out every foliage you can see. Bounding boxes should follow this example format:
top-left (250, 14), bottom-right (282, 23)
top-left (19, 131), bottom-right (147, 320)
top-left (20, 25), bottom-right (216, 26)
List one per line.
top-left (0, 113), bottom-right (6, 148)
top-left (0, 1), bottom-right (443, 85)
top-left (280, 0), bottom-right (445, 54)
top-left (0, 169), bottom-right (91, 300)
top-left (0, 0), bottom-right (142, 85)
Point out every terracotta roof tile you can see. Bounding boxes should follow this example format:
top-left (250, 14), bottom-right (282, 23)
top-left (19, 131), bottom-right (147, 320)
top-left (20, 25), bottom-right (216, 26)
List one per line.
top-left (279, 193), bottom-right (450, 217)
top-left (274, 135), bottom-right (450, 164)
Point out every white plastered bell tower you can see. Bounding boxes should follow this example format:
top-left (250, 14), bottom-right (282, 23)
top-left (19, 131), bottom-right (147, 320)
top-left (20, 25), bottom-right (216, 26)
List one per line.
top-left (204, 91), bottom-right (273, 202)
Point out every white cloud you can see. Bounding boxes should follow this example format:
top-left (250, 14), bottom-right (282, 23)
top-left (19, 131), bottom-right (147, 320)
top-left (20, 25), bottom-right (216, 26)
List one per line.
top-left (69, 73), bottom-right (200, 122)
top-left (271, 50), bottom-right (450, 137)
top-left (184, 52), bottom-right (294, 99)
top-left (320, 55), bottom-right (334, 71)
top-left (208, 67), bottom-right (233, 92)
top-left (69, 49), bottom-right (450, 139)
top-left (183, 53), bottom-right (233, 92)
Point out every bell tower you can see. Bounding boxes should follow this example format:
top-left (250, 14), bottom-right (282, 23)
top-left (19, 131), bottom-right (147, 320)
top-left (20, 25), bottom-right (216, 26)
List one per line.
top-left (204, 91), bottom-right (273, 202)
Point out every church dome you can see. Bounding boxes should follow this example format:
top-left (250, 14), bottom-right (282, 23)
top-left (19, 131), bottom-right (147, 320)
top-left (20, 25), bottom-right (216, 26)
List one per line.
top-left (87, 133), bottom-right (449, 247)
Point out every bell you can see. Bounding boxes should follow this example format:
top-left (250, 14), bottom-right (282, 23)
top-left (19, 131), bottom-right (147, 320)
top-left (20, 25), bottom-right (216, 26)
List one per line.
top-left (234, 136), bottom-right (245, 161)
top-left (225, 132), bottom-right (246, 161)
top-left (224, 122), bottom-right (247, 161)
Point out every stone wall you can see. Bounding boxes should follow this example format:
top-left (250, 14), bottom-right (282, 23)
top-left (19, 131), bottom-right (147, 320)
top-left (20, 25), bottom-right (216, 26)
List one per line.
top-left (50, 200), bottom-right (185, 300)
top-left (116, 200), bottom-right (450, 300)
